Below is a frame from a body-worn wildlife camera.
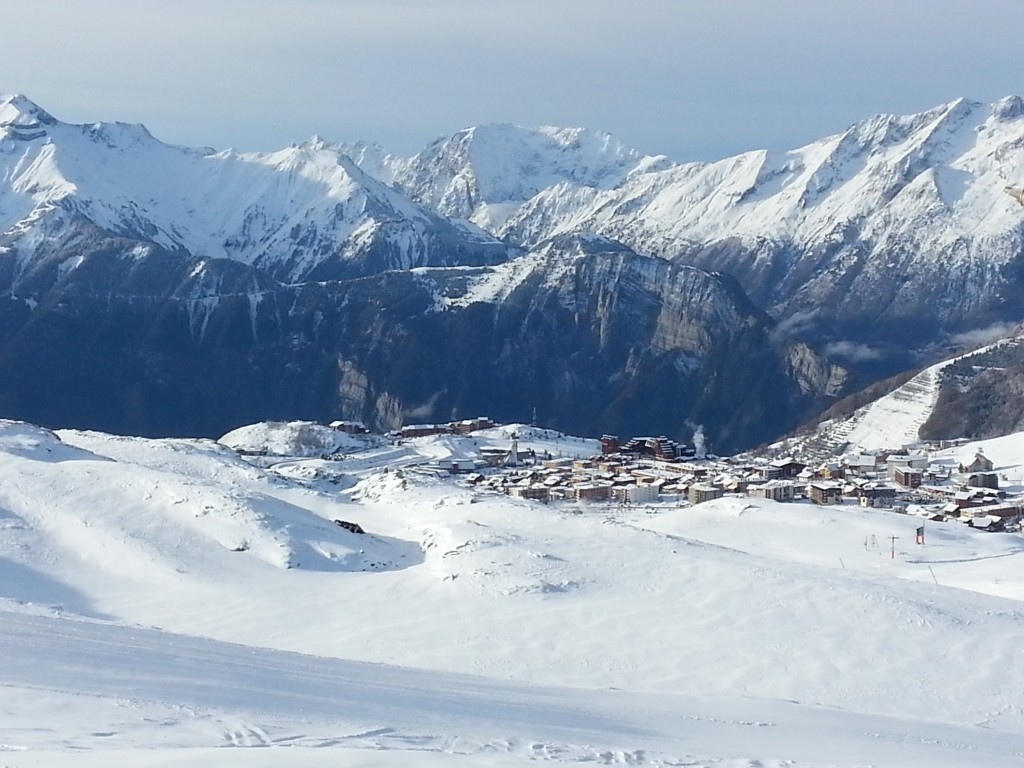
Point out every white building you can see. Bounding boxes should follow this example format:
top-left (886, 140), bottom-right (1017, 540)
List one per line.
top-left (612, 483), bottom-right (659, 504)
top-left (749, 480), bottom-right (795, 502)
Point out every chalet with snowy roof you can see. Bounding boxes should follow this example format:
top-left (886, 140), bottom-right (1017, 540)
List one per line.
top-left (844, 454), bottom-right (880, 475)
top-left (437, 459), bottom-right (479, 474)
top-left (816, 462), bottom-right (845, 480)
top-left (967, 452), bottom-right (994, 474)
top-left (954, 488), bottom-right (1001, 509)
top-left (953, 490), bottom-right (976, 508)
top-left (848, 482), bottom-right (897, 508)
top-left (886, 453), bottom-right (928, 478)
top-left (769, 458), bottom-right (806, 479)
top-left (453, 417), bottom-right (494, 435)
top-left (713, 474), bottom-right (747, 493)
top-left (968, 502), bottom-right (1024, 520)
top-left (968, 514), bottom-right (1005, 532)
top-left (509, 484), bottom-right (549, 502)
top-left (328, 420), bottom-right (369, 434)
top-left (808, 482), bottom-right (842, 505)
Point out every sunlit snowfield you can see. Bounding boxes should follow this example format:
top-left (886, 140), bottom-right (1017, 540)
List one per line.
top-left (2, 420), bottom-right (1024, 767)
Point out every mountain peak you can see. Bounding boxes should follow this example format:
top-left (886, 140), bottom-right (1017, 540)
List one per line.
top-left (992, 95), bottom-right (1024, 121)
top-left (0, 93), bottom-right (57, 131)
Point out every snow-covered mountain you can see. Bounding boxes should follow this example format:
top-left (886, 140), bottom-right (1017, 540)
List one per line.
top-left (397, 98), bottom-right (1024, 350)
top-left (380, 123), bottom-right (670, 231)
top-left (4, 92), bottom-right (1024, 448)
top-left (0, 94), bottom-right (507, 283)
top-left (7, 92), bottom-right (1024, 345)
top-left (3, 417), bottom-right (1024, 766)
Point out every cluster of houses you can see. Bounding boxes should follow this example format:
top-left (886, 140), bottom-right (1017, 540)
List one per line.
top-left (328, 417), bottom-right (498, 439)
top-left (457, 432), bottom-right (1023, 533)
top-left (316, 416), bottom-right (1022, 533)
top-left (391, 417), bottom-right (496, 439)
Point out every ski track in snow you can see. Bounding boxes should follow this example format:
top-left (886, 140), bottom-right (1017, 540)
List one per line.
top-left (4, 610), bottom-right (1024, 767)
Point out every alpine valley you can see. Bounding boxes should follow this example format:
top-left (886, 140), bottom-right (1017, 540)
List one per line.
top-left (2, 93), bottom-right (1024, 451)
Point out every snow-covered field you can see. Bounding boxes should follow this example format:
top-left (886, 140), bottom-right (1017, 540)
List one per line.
top-left (2, 420), bottom-right (1024, 767)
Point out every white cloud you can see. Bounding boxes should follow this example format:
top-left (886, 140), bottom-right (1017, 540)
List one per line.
top-left (946, 322), bottom-right (1024, 349)
top-left (824, 341), bottom-right (885, 363)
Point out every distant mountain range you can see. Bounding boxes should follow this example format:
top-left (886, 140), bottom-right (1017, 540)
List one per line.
top-left (2, 93), bottom-right (1023, 450)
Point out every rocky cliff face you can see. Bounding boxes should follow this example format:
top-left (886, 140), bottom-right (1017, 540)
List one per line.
top-left (0, 226), bottom-right (839, 453)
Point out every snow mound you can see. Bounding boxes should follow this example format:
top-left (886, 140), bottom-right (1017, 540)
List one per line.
top-left (0, 419), bottom-right (100, 462)
top-left (350, 469), bottom-right (412, 501)
top-left (219, 420), bottom-right (369, 457)
top-left (0, 422), bottom-right (415, 583)
top-left (417, 517), bottom-right (580, 595)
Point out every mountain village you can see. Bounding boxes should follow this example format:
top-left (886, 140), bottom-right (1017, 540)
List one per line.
top-left (313, 418), bottom-right (1024, 535)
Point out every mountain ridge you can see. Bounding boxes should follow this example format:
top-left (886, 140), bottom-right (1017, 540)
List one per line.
top-left (3, 92), bottom-right (1024, 449)
top-left (0, 93), bottom-right (510, 283)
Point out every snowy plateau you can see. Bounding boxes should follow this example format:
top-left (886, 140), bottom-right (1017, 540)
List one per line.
top-left (2, 417), bottom-right (1024, 767)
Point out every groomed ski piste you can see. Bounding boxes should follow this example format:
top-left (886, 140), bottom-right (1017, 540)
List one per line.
top-left (2, 419), bottom-right (1024, 767)
top-left (775, 333), bottom-right (1024, 460)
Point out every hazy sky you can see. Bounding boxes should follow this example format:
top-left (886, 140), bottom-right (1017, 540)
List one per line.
top-left (4, 0), bottom-right (1024, 161)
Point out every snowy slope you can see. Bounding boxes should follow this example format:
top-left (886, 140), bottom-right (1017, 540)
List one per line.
top-left (841, 362), bottom-right (948, 452)
top-left (934, 428), bottom-right (1024, 487)
top-left (2, 418), bottom-right (1024, 766)
top-left (780, 333), bottom-right (1024, 457)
